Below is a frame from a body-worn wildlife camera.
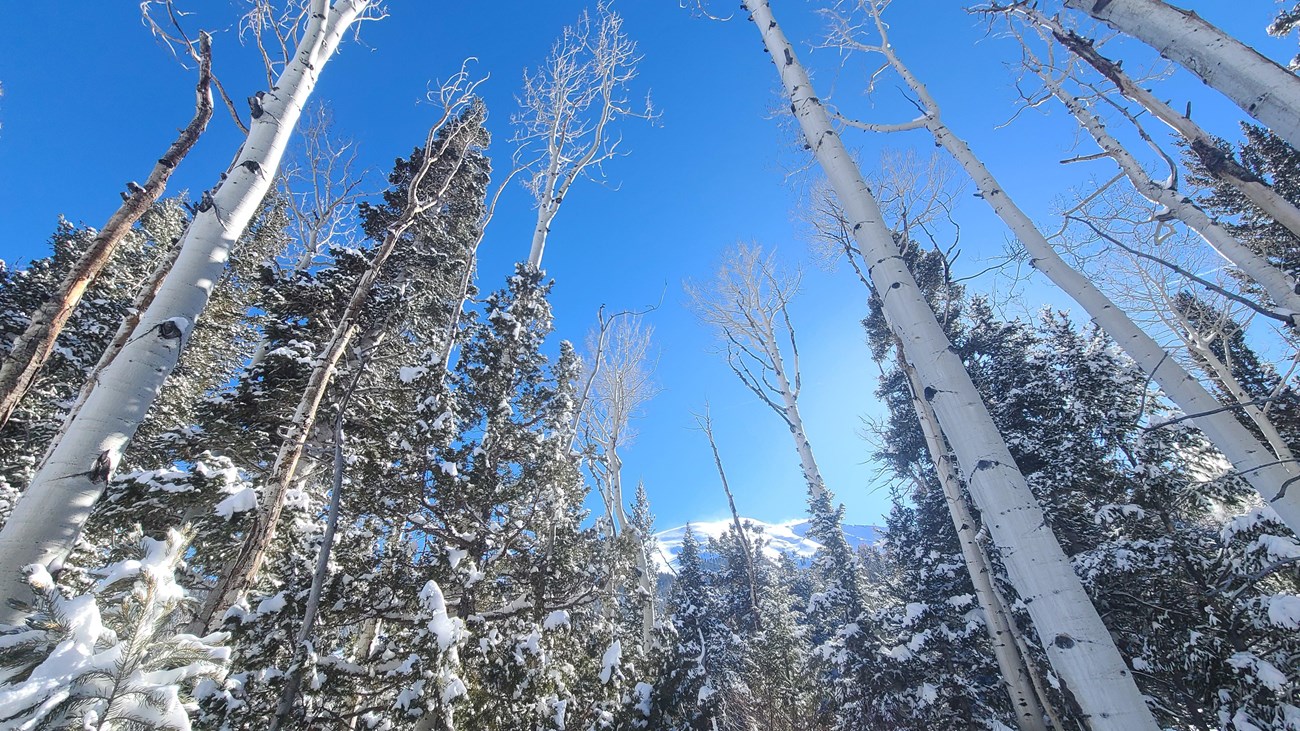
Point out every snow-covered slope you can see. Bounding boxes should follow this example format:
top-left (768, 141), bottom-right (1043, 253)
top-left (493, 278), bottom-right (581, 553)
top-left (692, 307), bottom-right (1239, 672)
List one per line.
top-left (652, 518), bottom-right (883, 574)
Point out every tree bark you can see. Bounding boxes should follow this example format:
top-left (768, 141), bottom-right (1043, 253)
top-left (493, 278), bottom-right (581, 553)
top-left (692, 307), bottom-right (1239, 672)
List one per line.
top-left (744, 3), bottom-right (1158, 727)
top-left (1063, 0), bottom-right (1300, 151)
top-left (0, 34), bottom-right (214, 431)
top-left (900, 350), bottom-right (1050, 731)
top-left (0, 0), bottom-right (373, 626)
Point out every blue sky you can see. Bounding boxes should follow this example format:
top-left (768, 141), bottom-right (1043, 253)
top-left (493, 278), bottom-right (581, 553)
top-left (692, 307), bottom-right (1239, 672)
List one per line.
top-left (0, 1), bottom-right (1293, 532)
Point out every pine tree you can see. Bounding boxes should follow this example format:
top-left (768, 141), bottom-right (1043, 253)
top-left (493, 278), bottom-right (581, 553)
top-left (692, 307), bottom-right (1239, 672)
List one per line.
top-left (0, 529), bottom-right (226, 730)
top-left (651, 526), bottom-right (722, 731)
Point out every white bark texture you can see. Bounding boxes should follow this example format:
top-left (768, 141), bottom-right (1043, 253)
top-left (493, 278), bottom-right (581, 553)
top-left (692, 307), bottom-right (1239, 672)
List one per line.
top-left (834, 7), bottom-right (1300, 538)
top-left (578, 312), bottom-right (658, 645)
top-left (901, 354), bottom-right (1050, 731)
top-left (0, 0), bottom-right (372, 626)
top-left (1063, 0), bottom-right (1300, 151)
top-left (1030, 10), bottom-right (1300, 242)
top-left (1033, 58), bottom-right (1300, 322)
top-left (745, 3), bottom-right (1158, 728)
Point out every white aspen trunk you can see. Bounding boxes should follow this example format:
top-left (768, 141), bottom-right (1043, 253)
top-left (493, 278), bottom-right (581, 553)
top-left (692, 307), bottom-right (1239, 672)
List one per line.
top-left (604, 449), bottom-right (656, 647)
top-left (901, 353), bottom-right (1050, 731)
top-left (32, 232), bottom-right (183, 478)
top-left (767, 340), bottom-right (827, 504)
top-left (1038, 70), bottom-right (1300, 321)
top-left (194, 109), bottom-right (477, 631)
top-left (0, 34), bottom-right (213, 431)
top-left (746, 4), bottom-right (1157, 727)
top-left (853, 23), bottom-right (1300, 538)
top-left (0, 0), bottom-right (372, 626)
top-left (527, 185), bottom-right (559, 269)
top-left (1036, 13), bottom-right (1300, 242)
top-left (1063, 0), bottom-right (1300, 151)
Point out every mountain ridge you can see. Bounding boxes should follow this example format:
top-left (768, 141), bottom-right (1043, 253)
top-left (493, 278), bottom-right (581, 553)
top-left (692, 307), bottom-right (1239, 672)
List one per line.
top-left (651, 517), bottom-right (883, 574)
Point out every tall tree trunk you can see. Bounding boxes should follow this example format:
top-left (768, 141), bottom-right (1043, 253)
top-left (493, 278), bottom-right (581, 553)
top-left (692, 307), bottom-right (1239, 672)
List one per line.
top-left (1031, 57), bottom-right (1300, 320)
top-left (743, 3), bottom-right (1157, 727)
top-left (836, 9), bottom-right (1300, 537)
top-left (193, 104), bottom-right (479, 631)
top-left (31, 233), bottom-right (183, 478)
top-left (0, 35), bottom-right (214, 431)
top-left (0, 0), bottom-right (373, 626)
top-left (273, 361), bottom-right (362, 730)
top-left (1063, 0), bottom-right (1300, 151)
top-left (1030, 11), bottom-right (1300, 241)
top-left (769, 346), bottom-right (826, 503)
top-left (697, 409), bottom-right (761, 632)
top-left (604, 449), bottom-right (656, 647)
top-left (899, 348), bottom-right (1051, 731)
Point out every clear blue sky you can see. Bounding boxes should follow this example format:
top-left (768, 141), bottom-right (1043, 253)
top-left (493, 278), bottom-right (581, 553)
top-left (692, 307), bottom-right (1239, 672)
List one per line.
top-left (0, 1), bottom-right (1292, 531)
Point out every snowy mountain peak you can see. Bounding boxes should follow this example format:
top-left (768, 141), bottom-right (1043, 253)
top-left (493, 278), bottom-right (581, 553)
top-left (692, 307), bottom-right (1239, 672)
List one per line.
top-left (651, 518), bottom-right (882, 574)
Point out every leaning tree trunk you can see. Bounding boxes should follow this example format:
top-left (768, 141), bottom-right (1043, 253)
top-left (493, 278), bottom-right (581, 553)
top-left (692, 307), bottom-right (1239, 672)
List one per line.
top-left (0, 0), bottom-right (373, 626)
top-left (1031, 12), bottom-right (1300, 241)
top-left (900, 349), bottom-right (1051, 731)
top-left (767, 335), bottom-right (829, 504)
top-left (193, 107), bottom-right (478, 631)
top-left (1034, 62), bottom-right (1300, 321)
top-left (852, 20), bottom-right (1300, 538)
top-left (0, 35), bottom-right (214, 432)
top-left (273, 361), bottom-right (363, 730)
top-left (1063, 0), bottom-right (1300, 151)
top-left (699, 411), bottom-right (762, 632)
top-left (743, 3), bottom-right (1158, 728)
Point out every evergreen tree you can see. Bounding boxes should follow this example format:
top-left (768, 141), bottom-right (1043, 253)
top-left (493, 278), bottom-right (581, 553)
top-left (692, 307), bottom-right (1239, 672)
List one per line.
top-left (0, 529), bottom-right (226, 730)
top-left (652, 526), bottom-right (722, 731)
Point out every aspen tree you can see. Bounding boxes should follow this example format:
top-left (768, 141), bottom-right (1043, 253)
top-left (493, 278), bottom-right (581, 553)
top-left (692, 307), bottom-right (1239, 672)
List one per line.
top-left (824, 0), bottom-right (1300, 538)
top-left (0, 0), bottom-right (377, 626)
top-left (1009, 20), bottom-right (1300, 323)
top-left (579, 313), bottom-right (659, 647)
top-left (732, 2), bottom-right (1159, 727)
top-left (898, 348), bottom-right (1051, 731)
top-left (515, 1), bottom-right (654, 269)
top-left (1007, 5), bottom-right (1300, 242)
top-left (687, 245), bottom-right (829, 503)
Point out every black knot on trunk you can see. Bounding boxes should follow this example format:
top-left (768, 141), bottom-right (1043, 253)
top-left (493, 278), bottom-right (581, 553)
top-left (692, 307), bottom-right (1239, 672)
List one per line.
top-left (157, 320), bottom-right (184, 340)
